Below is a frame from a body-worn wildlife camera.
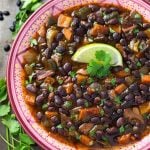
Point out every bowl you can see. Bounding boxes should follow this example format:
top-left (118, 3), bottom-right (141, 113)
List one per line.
top-left (7, 0), bottom-right (150, 149)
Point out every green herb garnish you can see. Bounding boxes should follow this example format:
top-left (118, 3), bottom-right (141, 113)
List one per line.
top-left (114, 96), bottom-right (122, 104)
top-left (119, 125), bottom-right (125, 134)
top-left (56, 124), bottom-right (63, 129)
top-left (57, 79), bottom-right (63, 84)
top-left (111, 78), bottom-right (116, 86)
top-left (133, 28), bottom-right (140, 35)
top-left (87, 51), bottom-right (111, 78)
top-left (136, 61), bottom-right (142, 67)
top-left (89, 129), bottom-right (96, 137)
top-left (124, 68), bottom-right (130, 73)
top-left (63, 101), bottom-right (73, 108)
top-left (87, 77), bottom-right (94, 84)
top-left (100, 99), bottom-right (106, 106)
top-left (100, 109), bottom-right (105, 116)
top-left (69, 71), bottom-right (76, 78)
top-left (30, 38), bottom-right (38, 47)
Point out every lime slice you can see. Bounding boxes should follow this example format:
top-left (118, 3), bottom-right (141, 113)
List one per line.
top-left (72, 43), bottom-right (123, 66)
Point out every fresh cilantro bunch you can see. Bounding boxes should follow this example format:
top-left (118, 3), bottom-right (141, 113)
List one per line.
top-left (0, 79), bottom-right (35, 150)
top-left (13, 0), bottom-right (43, 38)
top-left (87, 51), bottom-right (111, 78)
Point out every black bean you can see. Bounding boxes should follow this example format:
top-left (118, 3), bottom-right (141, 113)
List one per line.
top-left (112, 66), bottom-right (123, 72)
top-left (143, 23), bottom-right (150, 29)
top-left (51, 126), bottom-right (57, 133)
top-left (135, 96), bottom-right (144, 104)
top-left (96, 130), bottom-right (103, 140)
top-left (3, 11), bottom-right (10, 16)
top-left (101, 117), bottom-right (110, 124)
top-left (76, 27), bottom-right (86, 36)
top-left (57, 128), bottom-right (65, 136)
top-left (59, 108), bottom-right (69, 115)
top-left (94, 97), bottom-right (101, 104)
top-left (44, 48), bottom-right (52, 59)
top-left (106, 127), bottom-right (118, 135)
top-left (145, 60), bottom-right (150, 67)
top-left (56, 32), bottom-right (63, 41)
top-left (140, 58), bottom-right (147, 65)
top-left (9, 25), bottom-right (15, 32)
top-left (51, 42), bottom-right (57, 50)
top-left (100, 91), bottom-right (108, 99)
top-left (66, 121), bottom-right (73, 128)
top-left (96, 17), bottom-right (105, 25)
top-left (89, 5), bottom-right (99, 12)
top-left (137, 31), bottom-right (147, 39)
top-left (77, 99), bottom-right (85, 106)
top-left (74, 35), bottom-right (81, 43)
top-left (51, 116), bottom-right (60, 125)
top-left (48, 107), bottom-right (55, 111)
top-left (116, 78), bottom-right (125, 84)
top-left (58, 67), bottom-right (66, 76)
top-left (139, 84), bottom-right (148, 91)
top-left (91, 117), bottom-right (100, 123)
top-left (54, 95), bottom-right (63, 107)
top-left (0, 14), bottom-right (4, 21)
top-left (88, 13), bottom-right (96, 23)
top-left (110, 7), bottom-right (119, 12)
top-left (125, 93), bottom-right (134, 101)
top-left (116, 117), bottom-right (125, 127)
top-left (63, 63), bottom-right (72, 73)
top-left (113, 32), bottom-right (121, 41)
top-left (36, 112), bottom-right (43, 120)
top-left (4, 44), bottom-right (10, 52)
top-left (83, 92), bottom-right (91, 101)
top-left (120, 38), bottom-right (127, 46)
top-left (129, 83), bottom-right (139, 91)
top-left (26, 84), bottom-right (37, 93)
top-left (121, 100), bottom-right (134, 108)
top-left (103, 105), bottom-right (111, 113)
top-left (70, 93), bottom-right (76, 100)
top-left (57, 86), bottom-right (67, 97)
top-left (36, 94), bottom-right (45, 105)
top-left (56, 45), bottom-right (65, 54)
top-left (16, 0), bottom-right (22, 7)
top-left (74, 85), bottom-right (82, 98)
top-left (107, 18), bottom-right (119, 25)
top-left (117, 109), bottom-right (123, 115)
top-left (134, 134), bottom-right (140, 139)
top-left (71, 17), bottom-right (79, 28)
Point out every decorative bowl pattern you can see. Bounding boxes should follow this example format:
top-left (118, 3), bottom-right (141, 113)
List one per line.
top-left (7, 0), bottom-right (150, 150)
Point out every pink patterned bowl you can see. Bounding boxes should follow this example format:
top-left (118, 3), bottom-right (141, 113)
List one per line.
top-left (7, 0), bottom-right (150, 149)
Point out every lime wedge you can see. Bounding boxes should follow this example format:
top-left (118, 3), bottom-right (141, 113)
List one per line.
top-left (72, 43), bottom-right (123, 66)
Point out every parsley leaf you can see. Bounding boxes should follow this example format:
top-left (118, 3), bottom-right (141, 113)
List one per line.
top-left (100, 109), bottom-right (105, 116)
top-left (111, 78), bottom-right (116, 86)
top-left (0, 79), bottom-right (7, 103)
top-left (0, 104), bottom-right (10, 117)
top-left (19, 133), bottom-right (35, 145)
top-left (87, 51), bottom-right (111, 78)
top-left (30, 38), bottom-right (38, 47)
top-left (2, 115), bottom-right (20, 135)
top-left (63, 101), bottom-right (73, 109)
top-left (69, 71), bottom-right (76, 78)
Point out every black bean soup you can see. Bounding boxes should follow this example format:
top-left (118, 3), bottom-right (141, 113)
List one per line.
top-left (23, 4), bottom-right (150, 148)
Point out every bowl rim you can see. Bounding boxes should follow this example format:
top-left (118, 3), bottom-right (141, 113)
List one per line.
top-left (7, 0), bottom-right (150, 150)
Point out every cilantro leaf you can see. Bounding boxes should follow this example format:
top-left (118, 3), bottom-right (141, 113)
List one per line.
top-left (87, 51), bottom-right (111, 78)
top-left (30, 38), bottom-right (38, 47)
top-left (2, 115), bottom-right (20, 135)
top-left (111, 78), bottom-right (116, 86)
top-left (69, 71), bottom-right (76, 78)
top-left (19, 133), bottom-right (35, 145)
top-left (119, 125), bottom-right (125, 134)
top-left (114, 96), bottom-right (122, 104)
top-left (0, 104), bottom-right (10, 117)
top-left (0, 85), bottom-right (7, 103)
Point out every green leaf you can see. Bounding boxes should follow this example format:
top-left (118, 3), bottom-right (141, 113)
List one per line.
top-left (89, 129), bottom-right (96, 137)
top-left (133, 28), bottom-right (140, 35)
top-left (136, 61), bottom-right (142, 67)
top-left (2, 116), bottom-right (20, 135)
top-left (63, 101), bottom-right (72, 108)
top-left (21, 0), bottom-right (33, 9)
top-left (100, 99), bottom-right (106, 106)
top-left (102, 136), bottom-right (109, 143)
top-left (0, 79), bottom-right (6, 87)
top-left (87, 77), bottom-right (94, 84)
top-left (0, 85), bottom-right (7, 103)
top-left (57, 79), bottom-right (63, 84)
top-left (19, 133), bottom-right (35, 145)
top-left (0, 104), bottom-right (10, 117)
top-left (100, 109), bottom-right (104, 116)
top-left (109, 27), bottom-right (115, 33)
top-left (30, 38), bottom-right (38, 47)
top-left (56, 124), bottom-right (63, 129)
top-left (114, 96), bottom-right (122, 104)
top-left (124, 68), bottom-right (130, 73)
top-left (14, 144), bottom-right (30, 150)
top-left (111, 78), bottom-right (116, 86)
top-left (69, 71), bottom-right (76, 78)
top-left (48, 85), bottom-right (54, 92)
top-left (31, 2), bottom-right (43, 12)
top-left (84, 101), bottom-right (89, 108)
top-left (119, 125), bottom-right (125, 134)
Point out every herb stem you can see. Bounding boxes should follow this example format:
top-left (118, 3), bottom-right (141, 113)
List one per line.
top-left (6, 128), bottom-right (10, 150)
top-left (12, 136), bottom-right (21, 143)
top-left (0, 133), bottom-right (15, 149)
top-left (11, 135), bottom-right (15, 149)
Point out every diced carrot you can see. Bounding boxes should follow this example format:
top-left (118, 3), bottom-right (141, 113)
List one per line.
top-left (90, 24), bottom-right (109, 37)
top-left (25, 94), bottom-right (35, 106)
top-left (45, 111), bottom-right (58, 118)
top-left (117, 134), bottom-right (131, 144)
top-left (139, 102), bottom-right (150, 114)
top-left (79, 107), bottom-right (100, 120)
top-left (38, 25), bottom-right (46, 37)
top-left (63, 83), bottom-right (73, 94)
top-left (44, 77), bottom-right (55, 85)
top-left (116, 44), bottom-right (124, 55)
top-left (114, 84), bottom-right (127, 94)
top-left (115, 70), bottom-right (130, 77)
top-left (57, 14), bottom-right (72, 28)
top-left (32, 32), bottom-right (39, 40)
top-left (76, 74), bottom-right (88, 84)
top-left (136, 52), bottom-right (143, 58)
top-left (80, 135), bottom-right (93, 146)
top-left (141, 75), bottom-right (150, 84)
top-left (62, 28), bottom-right (73, 41)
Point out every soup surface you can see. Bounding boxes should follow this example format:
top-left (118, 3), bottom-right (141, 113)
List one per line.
top-left (23, 4), bottom-right (150, 148)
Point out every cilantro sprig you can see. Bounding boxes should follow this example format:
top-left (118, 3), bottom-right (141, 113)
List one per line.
top-left (0, 79), bottom-right (35, 150)
top-left (87, 51), bottom-right (111, 78)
